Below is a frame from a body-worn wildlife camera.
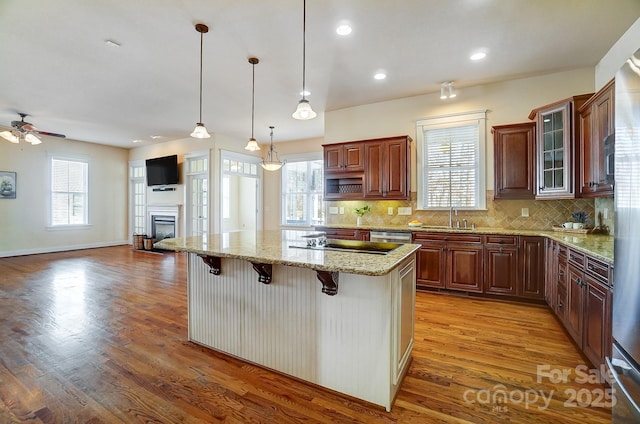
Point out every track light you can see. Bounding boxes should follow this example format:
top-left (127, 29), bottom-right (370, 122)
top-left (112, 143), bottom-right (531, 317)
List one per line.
top-left (440, 81), bottom-right (456, 99)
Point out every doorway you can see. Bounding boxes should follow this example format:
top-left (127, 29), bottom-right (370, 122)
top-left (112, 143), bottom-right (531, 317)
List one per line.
top-left (220, 151), bottom-right (262, 233)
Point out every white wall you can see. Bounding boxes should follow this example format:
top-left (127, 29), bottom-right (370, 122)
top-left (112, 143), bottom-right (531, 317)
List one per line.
top-left (0, 137), bottom-right (129, 256)
top-left (596, 17), bottom-right (640, 89)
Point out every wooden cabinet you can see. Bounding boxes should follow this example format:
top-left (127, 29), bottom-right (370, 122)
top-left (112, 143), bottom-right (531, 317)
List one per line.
top-left (578, 79), bottom-right (615, 197)
top-left (519, 236), bottom-right (545, 299)
top-left (492, 123), bottom-right (536, 199)
top-left (484, 235), bottom-right (518, 295)
top-left (364, 137), bottom-right (410, 199)
top-left (323, 136), bottom-right (411, 200)
top-left (324, 142), bottom-right (364, 172)
top-left (545, 238), bottom-right (568, 316)
top-left (551, 246), bottom-right (613, 368)
top-left (413, 233), bottom-right (483, 293)
top-left (529, 94), bottom-right (592, 199)
top-left (315, 226), bottom-right (370, 241)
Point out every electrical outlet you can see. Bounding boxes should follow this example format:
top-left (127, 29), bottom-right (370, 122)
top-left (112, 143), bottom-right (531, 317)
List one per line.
top-left (339, 207), bottom-right (344, 215)
top-left (398, 207), bottom-right (412, 216)
top-left (329, 207), bottom-right (339, 214)
top-left (388, 207), bottom-right (394, 215)
top-left (521, 208), bottom-right (529, 217)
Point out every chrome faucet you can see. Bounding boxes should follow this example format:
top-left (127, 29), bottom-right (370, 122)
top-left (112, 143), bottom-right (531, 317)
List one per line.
top-left (449, 207), bottom-right (457, 228)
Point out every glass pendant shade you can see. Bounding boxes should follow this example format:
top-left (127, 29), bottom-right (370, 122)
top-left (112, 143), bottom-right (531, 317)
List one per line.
top-left (25, 133), bottom-right (41, 144)
top-left (292, 99), bottom-right (317, 120)
top-left (191, 122), bottom-right (211, 139)
top-left (245, 138), bottom-right (260, 151)
top-left (261, 126), bottom-right (286, 171)
top-left (0, 131), bottom-right (19, 143)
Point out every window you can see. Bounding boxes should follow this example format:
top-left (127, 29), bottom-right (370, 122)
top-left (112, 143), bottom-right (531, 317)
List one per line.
top-left (281, 157), bottom-right (324, 226)
top-left (416, 110), bottom-right (487, 210)
top-left (129, 161), bottom-right (146, 235)
top-left (51, 156), bottom-right (89, 226)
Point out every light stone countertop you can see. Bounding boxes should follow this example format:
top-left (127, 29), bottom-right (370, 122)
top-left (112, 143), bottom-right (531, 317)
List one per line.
top-left (316, 224), bottom-right (614, 265)
top-left (154, 230), bottom-right (421, 276)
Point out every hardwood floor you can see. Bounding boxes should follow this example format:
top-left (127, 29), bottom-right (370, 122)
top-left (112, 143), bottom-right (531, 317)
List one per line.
top-left (0, 246), bottom-right (611, 423)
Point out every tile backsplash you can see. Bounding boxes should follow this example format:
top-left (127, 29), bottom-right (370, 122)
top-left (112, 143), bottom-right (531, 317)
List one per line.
top-left (326, 191), bottom-right (605, 231)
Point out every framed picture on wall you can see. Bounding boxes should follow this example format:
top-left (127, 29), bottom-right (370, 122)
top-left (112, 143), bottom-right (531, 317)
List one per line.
top-left (0, 171), bottom-right (16, 199)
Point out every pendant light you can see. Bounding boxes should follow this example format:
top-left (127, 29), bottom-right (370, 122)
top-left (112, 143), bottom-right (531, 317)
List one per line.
top-left (292, 0), bottom-right (316, 120)
top-left (191, 23), bottom-right (211, 139)
top-left (261, 126), bottom-right (286, 171)
top-left (244, 57), bottom-right (261, 151)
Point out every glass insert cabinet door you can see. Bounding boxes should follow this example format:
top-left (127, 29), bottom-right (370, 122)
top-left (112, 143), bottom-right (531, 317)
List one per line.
top-left (536, 103), bottom-right (572, 198)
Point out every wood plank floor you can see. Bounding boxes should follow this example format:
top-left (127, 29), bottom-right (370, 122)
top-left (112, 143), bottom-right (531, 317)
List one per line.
top-left (0, 246), bottom-right (611, 423)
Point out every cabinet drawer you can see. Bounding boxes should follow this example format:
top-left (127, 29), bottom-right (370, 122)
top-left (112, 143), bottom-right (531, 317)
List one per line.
top-left (485, 235), bottom-right (518, 246)
top-left (413, 232), bottom-right (483, 244)
top-left (568, 249), bottom-right (585, 267)
top-left (585, 256), bottom-right (610, 285)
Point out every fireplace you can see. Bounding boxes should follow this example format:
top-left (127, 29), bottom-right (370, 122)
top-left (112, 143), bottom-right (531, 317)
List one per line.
top-left (147, 204), bottom-right (180, 240)
top-left (151, 215), bottom-right (175, 240)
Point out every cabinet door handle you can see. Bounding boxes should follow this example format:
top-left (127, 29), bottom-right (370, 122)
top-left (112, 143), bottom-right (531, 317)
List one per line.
top-left (558, 271), bottom-right (564, 277)
top-left (557, 303), bottom-right (563, 308)
top-left (587, 264), bottom-right (595, 271)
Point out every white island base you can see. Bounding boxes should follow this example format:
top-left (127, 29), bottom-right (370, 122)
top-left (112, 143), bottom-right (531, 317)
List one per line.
top-left (187, 253), bottom-right (416, 411)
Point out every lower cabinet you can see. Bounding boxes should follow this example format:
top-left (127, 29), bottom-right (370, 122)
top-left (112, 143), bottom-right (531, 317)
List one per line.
top-left (484, 236), bottom-right (518, 295)
top-left (414, 233), bottom-right (483, 293)
top-left (546, 243), bottom-right (613, 368)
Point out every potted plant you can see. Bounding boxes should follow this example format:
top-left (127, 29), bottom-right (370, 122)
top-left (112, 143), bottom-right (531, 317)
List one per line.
top-left (571, 211), bottom-right (588, 229)
top-left (354, 205), bottom-right (371, 227)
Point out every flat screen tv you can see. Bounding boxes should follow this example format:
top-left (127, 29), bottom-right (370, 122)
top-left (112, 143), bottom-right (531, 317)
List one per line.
top-left (146, 154), bottom-right (179, 186)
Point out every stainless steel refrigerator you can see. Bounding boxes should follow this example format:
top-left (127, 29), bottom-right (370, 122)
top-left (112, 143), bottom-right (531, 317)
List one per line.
top-left (608, 47), bottom-right (640, 423)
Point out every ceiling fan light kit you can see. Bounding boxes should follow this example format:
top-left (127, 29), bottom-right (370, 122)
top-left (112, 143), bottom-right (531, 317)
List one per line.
top-left (191, 23), bottom-right (211, 139)
top-left (1, 113), bottom-right (65, 145)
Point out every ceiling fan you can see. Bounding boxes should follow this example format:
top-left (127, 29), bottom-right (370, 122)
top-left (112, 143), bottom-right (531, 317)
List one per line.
top-left (0, 113), bottom-right (66, 145)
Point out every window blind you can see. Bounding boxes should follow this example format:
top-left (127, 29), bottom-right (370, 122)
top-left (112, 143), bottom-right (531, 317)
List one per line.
top-left (51, 158), bottom-right (88, 226)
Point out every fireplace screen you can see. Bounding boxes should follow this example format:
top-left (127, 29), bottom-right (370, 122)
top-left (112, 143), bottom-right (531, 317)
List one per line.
top-left (151, 215), bottom-right (176, 240)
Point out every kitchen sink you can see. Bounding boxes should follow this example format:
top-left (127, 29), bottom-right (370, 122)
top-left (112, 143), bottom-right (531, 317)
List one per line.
top-left (290, 239), bottom-right (403, 255)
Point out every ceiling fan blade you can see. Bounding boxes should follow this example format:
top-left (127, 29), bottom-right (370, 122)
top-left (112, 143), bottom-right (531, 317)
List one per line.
top-left (33, 130), bottom-right (66, 138)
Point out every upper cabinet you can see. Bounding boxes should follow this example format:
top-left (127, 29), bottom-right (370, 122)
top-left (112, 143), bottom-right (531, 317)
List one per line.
top-left (529, 94), bottom-right (592, 199)
top-left (492, 122), bottom-right (536, 199)
top-left (578, 79), bottom-right (615, 198)
top-left (323, 142), bottom-right (364, 172)
top-left (323, 136), bottom-right (411, 200)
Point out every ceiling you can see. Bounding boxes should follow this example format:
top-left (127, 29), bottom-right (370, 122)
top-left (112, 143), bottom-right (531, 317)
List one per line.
top-left (0, 1), bottom-right (639, 149)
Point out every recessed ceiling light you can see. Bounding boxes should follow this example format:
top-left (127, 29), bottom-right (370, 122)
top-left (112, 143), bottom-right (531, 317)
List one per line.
top-left (132, 139), bottom-right (144, 143)
top-left (105, 39), bottom-right (121, 48)
top-left (300, 90), bottom-right (311, 96)
top-left (336, 24), bottom-right (352, 36)
top-left (470, 51), bottom-right (486, 61)
top-left (150, 135), bottom-right (163, 139)
top-left (374, 72), bottom-right (386, 80)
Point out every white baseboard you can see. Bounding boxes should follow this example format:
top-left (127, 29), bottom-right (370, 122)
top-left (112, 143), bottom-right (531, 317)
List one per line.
top-left (0, 240), bottom-right (130, 258)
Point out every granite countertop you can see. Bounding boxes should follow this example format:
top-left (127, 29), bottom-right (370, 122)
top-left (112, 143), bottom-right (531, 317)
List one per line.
top-left (154, 230), bottom-right (420, 276)
top-left (317, 224), bottom-right (614, 265)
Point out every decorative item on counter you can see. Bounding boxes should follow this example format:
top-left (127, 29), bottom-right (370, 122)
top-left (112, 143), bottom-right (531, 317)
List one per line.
top-left (571, 211), bottom-right (588, 229)
top-left (408, 220), bottom-right (423, 227)
top-left (354, 205), bottom-right (371, 227)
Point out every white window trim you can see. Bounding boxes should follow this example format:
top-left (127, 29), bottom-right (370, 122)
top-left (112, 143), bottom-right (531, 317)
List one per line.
top-left (129, 159), bottom-right (146, 237)
top-left (416, 110), bottom-right (487, 211)
top-left (280, 152), bottom-right (324, 228)
top-left (47, 153), bottom-right (92, 230)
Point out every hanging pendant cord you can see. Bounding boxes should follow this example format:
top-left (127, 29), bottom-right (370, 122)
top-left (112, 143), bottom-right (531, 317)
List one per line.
top-left (302, 0), bottom-right (307, 100)
top-left (198, 30), bottom-right (203, 123)
top-left (251, 62), bottom-right (255, 139)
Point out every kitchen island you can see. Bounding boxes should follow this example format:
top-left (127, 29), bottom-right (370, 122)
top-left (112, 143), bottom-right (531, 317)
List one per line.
top-left (155, 230), bottom-right (419, 411)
